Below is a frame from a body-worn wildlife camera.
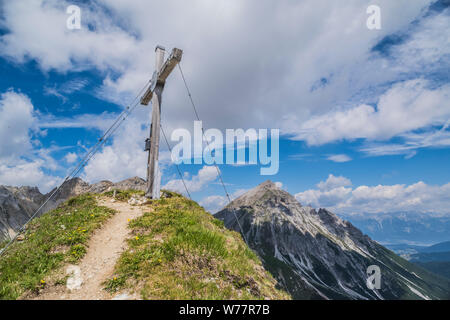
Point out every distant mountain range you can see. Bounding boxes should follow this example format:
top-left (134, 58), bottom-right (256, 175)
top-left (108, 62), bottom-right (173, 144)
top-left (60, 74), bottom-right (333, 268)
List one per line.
top-left (341, 212), bottom-right (450, 246)
top-left (387, 241), bottom-right (450, 280)
top-left (420, 241), bottom-right (450, 253)
top-left (216, 181), bottom-right (450, 300)
top-left (342, 212), bottom-right (450, 280)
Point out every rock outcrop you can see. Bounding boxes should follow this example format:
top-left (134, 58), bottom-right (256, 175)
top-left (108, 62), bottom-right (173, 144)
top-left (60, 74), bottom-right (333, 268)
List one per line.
top-left (0, 177), bottom-right (146, 241)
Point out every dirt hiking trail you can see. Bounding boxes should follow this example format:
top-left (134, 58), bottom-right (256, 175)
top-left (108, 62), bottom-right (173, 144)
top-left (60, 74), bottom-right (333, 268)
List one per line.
top-left (33, 197), bottom-right (145, 300)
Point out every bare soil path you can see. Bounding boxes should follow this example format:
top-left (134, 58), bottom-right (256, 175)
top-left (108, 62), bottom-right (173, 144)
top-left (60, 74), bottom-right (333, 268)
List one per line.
top-left (34, 197), bottom-right (145, 300)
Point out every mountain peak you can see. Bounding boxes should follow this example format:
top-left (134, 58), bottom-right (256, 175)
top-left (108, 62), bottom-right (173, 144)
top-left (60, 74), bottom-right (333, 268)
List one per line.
top-left (114, 177), bottom-right (146, 191)
top-left (216, 182), bottom-right (450, 300)
top-left (227, 180), bottom-right (295, 211)
top-left (256, 180), bottom-right (278, 189)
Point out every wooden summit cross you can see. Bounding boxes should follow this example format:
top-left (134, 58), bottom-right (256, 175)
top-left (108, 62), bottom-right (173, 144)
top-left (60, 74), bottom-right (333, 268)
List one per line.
top-left (140, 45), bottom-right (183, 199)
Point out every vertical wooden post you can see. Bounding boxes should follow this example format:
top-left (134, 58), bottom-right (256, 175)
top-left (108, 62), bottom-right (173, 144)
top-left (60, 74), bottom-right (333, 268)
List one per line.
top-left (141, 46), bottom-right (182, 199)
top-left (146, 46), bottom-right (165, 199)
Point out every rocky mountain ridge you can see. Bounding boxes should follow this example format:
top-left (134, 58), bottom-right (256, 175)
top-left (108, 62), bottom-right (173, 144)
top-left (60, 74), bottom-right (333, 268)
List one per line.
top-left (216, 181), bottom-right (450, 300)
top-left (0, 177), bottom-right (146, 241)
top-left (342, 212), bottom-right (450, 245)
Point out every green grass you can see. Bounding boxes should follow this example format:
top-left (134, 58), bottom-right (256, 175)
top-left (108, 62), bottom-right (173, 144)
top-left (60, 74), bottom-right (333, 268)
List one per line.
top-left (107, 195), bottom-right (289, 300)
top-left (415, 261), bottom-right (450, 280)
top-left (0, 191), bottom-right (289, 300)
top-left (379, 246), bottom-right (450, 299)
top-left (0, 194), bottom-right (115, 300)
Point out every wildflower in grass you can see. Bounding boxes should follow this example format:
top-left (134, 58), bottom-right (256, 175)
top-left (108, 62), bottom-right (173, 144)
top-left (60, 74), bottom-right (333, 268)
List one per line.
top-left (40, 280), bottom-right (45, 284)
top-left (113, 277), bottom-right (117, 281)
top-left (135, 236), bottom-right (139, 241)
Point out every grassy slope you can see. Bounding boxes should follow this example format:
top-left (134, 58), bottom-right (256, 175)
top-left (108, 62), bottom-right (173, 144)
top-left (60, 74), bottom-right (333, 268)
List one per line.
top-left (105, 190), bottom-right (290, 300)
top-left (414, 261), bottom-right (450, 280)
top-left (0, 194), bottom-right (115, 300)
top-left (0, 190), bottom-right (289, 300)
top-left (378, 246), bottom-right (450, 299)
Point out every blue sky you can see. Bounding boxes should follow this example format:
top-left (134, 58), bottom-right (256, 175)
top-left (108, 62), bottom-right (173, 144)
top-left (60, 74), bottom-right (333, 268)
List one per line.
top-left (0, 0), bottom-right (449, 215)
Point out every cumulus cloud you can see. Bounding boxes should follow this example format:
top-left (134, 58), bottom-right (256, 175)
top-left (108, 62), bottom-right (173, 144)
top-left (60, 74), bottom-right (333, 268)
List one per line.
top-left (0, 160), bottom-right (61, 193)
top-left (282, 3), bottom-right (450, 153)
top-left (317, 174), bottom-right (352, 191)
top-left (293, 80), bottom-right (450, 146)
top-left (0, 88), bottom-right (139, 189)
top-left (295, 175), bottom-right (450, 215)
top-left (0, 0), bottom-right (141, 73)
top-left (163, 165), bottom-right (219, 195)
top-left (80, 108), bottom-right (150, 183)
top-left (199, 195), bottom-right (229, 214)
top-left (0, 91), bottom-right (36, 162)
top-left (0, 90), bottom-right (61, 192)
top-left (200, 188), bottom-right (248, 213)
top-left (64, 152), bottom-right (77, 164)
top-left (0, 0), bottom-right (436, 132)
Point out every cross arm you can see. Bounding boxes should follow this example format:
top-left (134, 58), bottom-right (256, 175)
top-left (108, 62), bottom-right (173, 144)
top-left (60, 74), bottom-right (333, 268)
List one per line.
top-left (140, 47), bottom-right (183, 105)
top-left (158, 48), bottom-right (183, 83)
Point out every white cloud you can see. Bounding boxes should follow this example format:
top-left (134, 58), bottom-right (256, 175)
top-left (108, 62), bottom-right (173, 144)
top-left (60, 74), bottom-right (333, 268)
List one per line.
top-left (281, 4), bottom-right (450, 152)
top-left (38, 111), bottom-right (119, 131)
top-left (64, 152), bottom-right (77, 164)
top-left (297, 174), bottom-right (353, 208)
top-left (327, 154), bottom-right (352, 162)
top-left (0, 0), bottom-right (141, 74)
top-left (0, 91), bottom-right (36, 162)
top-left (317, 174), bottom-right (352, 191)
top-left (0, 160), bottom-right (61, 193)
top-left (295, 175), bottom-right (450, 215)
top-left (80, 108), bottom-right (150, 183)
top-left (0, 90), bottom-right (148, 210)
top-left (0, 90), bottom-right (63, 192)
top-left (0, 0), bottom-right (436, 132)
top-left (0, 89), bottom-right (147, 190)
top-left (292, 80), bottom-right (450, 145)
top-left (360, 124), bottom-right (450, 157)
top-left (387, 8), bottom-right (450, 74)
top-left (200, 188), bottom-right (248, 213)
top-left (163, 165), bottom-right (219, 195)
top-left (44, 78), bottom-right (89, 102)
top-left (199, 195), bottom-right (228, 213)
